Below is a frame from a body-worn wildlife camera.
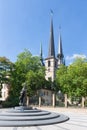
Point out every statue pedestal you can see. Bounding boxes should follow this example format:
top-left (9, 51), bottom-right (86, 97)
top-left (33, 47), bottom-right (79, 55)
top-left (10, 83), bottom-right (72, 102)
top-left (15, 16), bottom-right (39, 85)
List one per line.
top-left (15, 106), bottom-right (32, 110)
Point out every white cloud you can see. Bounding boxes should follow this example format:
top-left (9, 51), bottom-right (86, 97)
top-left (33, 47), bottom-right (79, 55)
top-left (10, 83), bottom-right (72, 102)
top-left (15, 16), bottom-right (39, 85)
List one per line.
top-left (66, 54), bottom-right (87, 61)
top-left (65, 54), bottom-right (87, 65)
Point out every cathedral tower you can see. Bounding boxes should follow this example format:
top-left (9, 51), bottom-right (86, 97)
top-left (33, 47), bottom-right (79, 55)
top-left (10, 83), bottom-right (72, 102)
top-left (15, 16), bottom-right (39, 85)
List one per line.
top-left (45, 16), bottom-right (57, 82)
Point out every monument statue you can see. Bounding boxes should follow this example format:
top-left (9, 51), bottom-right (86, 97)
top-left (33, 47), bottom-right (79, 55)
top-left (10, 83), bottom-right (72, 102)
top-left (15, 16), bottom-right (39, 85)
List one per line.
top-left (19, 85), bottom-right (27, 106)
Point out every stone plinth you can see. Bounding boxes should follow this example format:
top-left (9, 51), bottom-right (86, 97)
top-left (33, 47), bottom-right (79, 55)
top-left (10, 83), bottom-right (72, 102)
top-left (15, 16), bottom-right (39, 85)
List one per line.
top-left (0, 106), bottom-right (69, 127)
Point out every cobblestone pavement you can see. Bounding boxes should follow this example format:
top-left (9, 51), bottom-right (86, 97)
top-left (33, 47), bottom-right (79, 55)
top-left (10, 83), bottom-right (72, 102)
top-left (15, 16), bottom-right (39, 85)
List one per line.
top-left (0, 107), bottom-right (87, 130)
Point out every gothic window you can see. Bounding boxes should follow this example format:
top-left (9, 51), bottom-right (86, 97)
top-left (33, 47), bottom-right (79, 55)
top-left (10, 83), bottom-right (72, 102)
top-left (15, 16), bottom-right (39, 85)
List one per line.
top-left (55, 61), bottom-right (57, 67)
top-left (48, 61), bottom-right (50, 67)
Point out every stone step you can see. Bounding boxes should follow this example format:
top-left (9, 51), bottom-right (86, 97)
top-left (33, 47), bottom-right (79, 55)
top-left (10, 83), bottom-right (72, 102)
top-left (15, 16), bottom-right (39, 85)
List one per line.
top-left (0, 107), bottom-right (69, 127)
top-left (0, 112), bottom-right (60, 121)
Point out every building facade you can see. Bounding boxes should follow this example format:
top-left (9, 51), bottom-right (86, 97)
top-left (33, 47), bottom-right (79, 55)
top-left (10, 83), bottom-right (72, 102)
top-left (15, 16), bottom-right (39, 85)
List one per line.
top-left (39, 16), bottom-right (65, 105)
top-left (40, 16), bottom-right (65, 82)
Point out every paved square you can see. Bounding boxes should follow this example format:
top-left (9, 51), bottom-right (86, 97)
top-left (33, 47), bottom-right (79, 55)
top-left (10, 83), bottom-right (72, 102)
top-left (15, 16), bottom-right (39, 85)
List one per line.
top-left (0, 107), bottom-right (87, 130)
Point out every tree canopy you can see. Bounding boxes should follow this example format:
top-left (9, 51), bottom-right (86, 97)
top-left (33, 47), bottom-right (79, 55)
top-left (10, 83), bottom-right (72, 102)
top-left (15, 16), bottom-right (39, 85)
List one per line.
top-left (0, 57), bottom-right (14, 89)
top-left (11, 49), bottom-right (45, 99)
top-left (56, 58), bottom-right (87, 98)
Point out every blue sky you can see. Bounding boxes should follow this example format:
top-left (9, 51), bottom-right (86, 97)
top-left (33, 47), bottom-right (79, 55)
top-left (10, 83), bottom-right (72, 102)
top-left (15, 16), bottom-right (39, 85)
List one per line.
top-left (0, 0), bottom-right (87, 65)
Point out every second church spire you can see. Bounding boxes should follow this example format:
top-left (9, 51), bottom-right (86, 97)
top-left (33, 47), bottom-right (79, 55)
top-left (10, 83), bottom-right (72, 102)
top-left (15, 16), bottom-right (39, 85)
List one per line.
top-left (48, 15), bottom-right (55, 58)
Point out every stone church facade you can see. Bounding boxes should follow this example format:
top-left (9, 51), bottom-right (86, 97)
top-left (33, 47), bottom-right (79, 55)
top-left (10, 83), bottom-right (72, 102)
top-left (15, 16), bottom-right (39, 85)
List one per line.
top-left (40, 16), bottom-right (65, 81)
top-left (39, 16), bottom-right (65, 105)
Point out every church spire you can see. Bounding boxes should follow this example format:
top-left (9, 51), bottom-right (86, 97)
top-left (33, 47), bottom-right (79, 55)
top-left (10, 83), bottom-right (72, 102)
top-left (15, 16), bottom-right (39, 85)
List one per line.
top-left (57, 28), bottom-right (65, 65)
top-left (40, 43), bottom-right (44, 66)
top-left (58, 33), bottom-right (63, 56)
top-left (40, 43), bottom-right (42, 58)
top-left (48, 13), bottom-right (55, 58)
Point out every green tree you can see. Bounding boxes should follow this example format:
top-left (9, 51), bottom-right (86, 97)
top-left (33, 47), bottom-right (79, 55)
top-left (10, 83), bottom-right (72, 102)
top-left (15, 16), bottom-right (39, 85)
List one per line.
top-left (0, 57), bottom-right (14, 89)
top-left (56, 58), bottom-right (87, 98)
top-left (26, 70), bottom-right (46, 96)
top-left (9, 49), bottom-right (45, 106)
top-left (56, 64), bottom-right (68, 93)
top-left (0, 57), bottom-right (15, 107)
top-left (69, 58), bottom-right (87, 97)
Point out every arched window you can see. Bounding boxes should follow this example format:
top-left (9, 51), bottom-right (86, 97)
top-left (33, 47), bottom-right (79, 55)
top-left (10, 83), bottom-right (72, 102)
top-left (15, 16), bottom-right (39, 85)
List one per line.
top-left (48, 61), bottom-right (50, 67)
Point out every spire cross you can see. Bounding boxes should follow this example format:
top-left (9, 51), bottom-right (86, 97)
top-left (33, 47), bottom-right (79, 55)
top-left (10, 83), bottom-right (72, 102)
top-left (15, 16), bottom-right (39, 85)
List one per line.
top-left (50, 9), bottom-right (53, 16)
